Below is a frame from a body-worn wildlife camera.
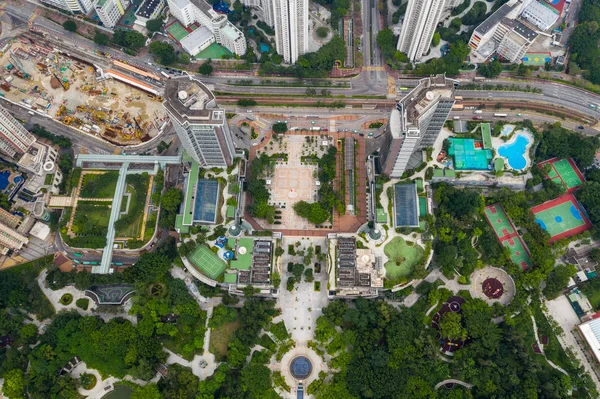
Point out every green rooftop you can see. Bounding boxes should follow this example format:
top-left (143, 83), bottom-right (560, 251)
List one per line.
top-left (433, 168), bottom-right (444, 178)
top-left (445, 170), bottom-right (456, 178)
top-left (182, 160), bottom-right (200, 226)
top-left (415, 178), bottom-right (424, 192)
top-left (175, 214), bottom-right (189, 234)
top-left (227, 205), bottom-right (236, 219)
top-left (376, 208), bottom-right (387, 223)
top-left (230, 237), bottom-right (253, 271)
top-left (223, 273), bottom-right (238, 283)
top-left (481, 123), bottom-right (492, 149)
top-left (494, 158), bottom-right (505, 172)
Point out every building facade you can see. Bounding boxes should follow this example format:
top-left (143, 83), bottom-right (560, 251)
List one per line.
top-left (494, 18), bottom-right (537, 62)
top-left (272, 0), bottom-right (308, 64)
top-left (95, 0), bottom-right (131, 28)
top-left (240, 0), bottom-right (274, 25)
top-left (397, 0), bottom-right (447, 61)
top-left (42, 0), bottom-right (94, 14)
top-left (134, 0), bottom-right (165, 27)
top-left (163, 77), bottom-right (236, 168)
top-left (0, 104), bottom-right (36, 159)
top-left (167, 0), bottom-right (247, 55)
top-left (380, 75), bottom-right (456, 178)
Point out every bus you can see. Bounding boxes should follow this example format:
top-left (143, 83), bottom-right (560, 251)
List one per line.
top-left (160, 71), bottom-right (171, 79)
top-left (494, 113), bottom-right (507, 117)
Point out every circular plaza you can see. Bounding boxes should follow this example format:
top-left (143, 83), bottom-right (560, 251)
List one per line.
top-left (469, 266), bottom-right (516, 305)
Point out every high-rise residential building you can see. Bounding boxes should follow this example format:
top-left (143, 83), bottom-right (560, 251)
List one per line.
top-left (95, 0), bottom-right (131, 28)
top-left (41, 0), bottom-right (94, 14)
top-left (166, 0), bottom-right (247, 55)
top-left (397, 0), bottom-right (447, 61)
top-left (240, 0), bottom-right (274, 26)
top-left (380, 75), bottom-right (456, 178)
top-left (0, 104), bottom-right (36, 159)
top-left (272, 0), bottom-right (308, 64)
top-left (163, 77), bottom-right (236, 168)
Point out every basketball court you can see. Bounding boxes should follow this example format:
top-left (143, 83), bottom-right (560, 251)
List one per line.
top-left (538, 158), bottom-right (585, 193)
top-left (484, 204), bottom-right (533, 270)
top-left (532, 194), bottom-right (592, 243)
top-left (166, 21), bottom-right (191, 42)
top-left (188, 244), bottom-right (226, 279)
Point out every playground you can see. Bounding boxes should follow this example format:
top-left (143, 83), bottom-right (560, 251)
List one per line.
top-left (188, 244), bottom-right (227, 279)
top-left (431, 296), bottom-right (467, 353)
top-left (538, 158), bottom-right (585, 193)
top-left (531, 194), bottom-right (592, 243)
top-left (383, 237), bottom-right (424, 280)
top-left (484, 204), bottom-right (533, 270)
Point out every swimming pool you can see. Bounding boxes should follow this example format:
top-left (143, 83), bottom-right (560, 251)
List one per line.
top-left (498, 134), bottom-right (530, 170)
top-left (500, 124), bottom-right (515, 136)
top-left (0, 170), bottom-right (10, 191)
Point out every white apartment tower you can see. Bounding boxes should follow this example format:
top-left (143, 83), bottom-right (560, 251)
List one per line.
top-left (241, 0), bottom-right (274, 25)
top-left (0, 104), bottom-right (36, 159)
top-left (95, 0), bottom-right (131, 28)
top-left (42, 0), bottom-right (94, 14)
top-left (163, 77), bottom-right (236, 168)
top-left (272, 0), bottom-right (308, 64)
top-left (397, 0), bottom-right (447, 61)
top-left (380, 75), bottom-right (456, 177)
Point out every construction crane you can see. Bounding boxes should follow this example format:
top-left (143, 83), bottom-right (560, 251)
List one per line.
top-left (9, 50), bottom-right (25, 73)
top-left (52, 73), bottom-right (69, 90)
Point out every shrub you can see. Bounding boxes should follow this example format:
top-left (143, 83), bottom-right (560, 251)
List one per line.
top-left (316, 27), bottom-right (329, 38)
top-left (76, 298), bottom-right (89, 310)
top-left (59, 293), bottom-right (73, 305)
top-left (63, 20), bottom-right (77, 32)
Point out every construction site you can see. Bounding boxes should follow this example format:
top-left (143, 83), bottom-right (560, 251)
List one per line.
top-left (0, 36), bottom-right (167, 145)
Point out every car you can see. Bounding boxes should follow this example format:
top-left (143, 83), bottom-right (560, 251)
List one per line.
top-left (472, 116), bottom-right (482, 120)
top-left (578, 125), bottom-right (585, 129)
top-left (322, 128), bottom-right (328, 131)
top-left (359, 133), bottom-right (365, 137)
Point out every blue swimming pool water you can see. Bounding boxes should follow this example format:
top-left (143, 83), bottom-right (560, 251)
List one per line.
top-left (260, 43), bottom-right (270, 53)
top-left (13, 176), bottom-right (23, 184)
top-left (498, 134), bottom-right (530, 170)
top-left (0, 171), bottom-right (10, 191)
top-left (501, 125), bottom-right (514, 136)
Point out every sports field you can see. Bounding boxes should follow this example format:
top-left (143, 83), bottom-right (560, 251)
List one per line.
top-left (538, 158), bottom-right (584, 192)
top-left (196, 43), bottom-right (232, 59)
top-left (484, 204), bottom-right (533, 270)
top-left (166, 22), bottom-right (190, 42)
top-left (532, 194), bottom-right (592, 243)
top-left (188, 244), bottom-right (226, 279)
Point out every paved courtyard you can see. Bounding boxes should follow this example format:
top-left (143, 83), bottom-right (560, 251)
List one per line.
top-left (469, 266), bottom-right (516, 306)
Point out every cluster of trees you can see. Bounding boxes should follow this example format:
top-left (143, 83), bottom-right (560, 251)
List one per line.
top-left (260, 36), bottom-right (346, 78)
top-left (159, 188), bottom-right (183, 229)
top-left (578, 168), bottom-right (600, 225)
top-left (414, 41), bottom-right (470, 76)
top-left (478, 59), bottom-right (503, 78)
top-left (313, 0), bottom-right (350, 27)
top-left (293, 146), bottom-right (340, 225)
top-left (569, 0), bottom-right (600, 83)
top-left (246, 153), bottom-right (276, 223)
top-left (148, 41), bottom-right (178, 65)
top-left (392, 0), bottom-right (408, 24)
top-left (71, 203), bottom-right (110, 237)
top-left (433, 183), bottom-right (485, 277)
top-left (461, 1), bottom-right (488, 26)
top-left (112, 29), bottom-right (146, 52)
top-left (535, 123), bottom-right (600, 169)
top-left (31, 124), bottom-right (72, 149)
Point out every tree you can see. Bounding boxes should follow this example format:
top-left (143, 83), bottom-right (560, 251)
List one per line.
top-left (376, 28), bottom-right (397, 62)
top-left (3, 369), bottom-right (26, 398)
top-left (439, 311), bottom-right (467, 341)
top-left (63, 20), bottom-right (77, 32)
top-left (125, 31), bottom-right (147, 50)
top-left (132, 383), bottom-right (161, 399)
top-left (146, 18), bottom-right (164, 33)
top-left (431, 32), bottom-right (441, 47)
top-left (543, 264), bottom-right (577, 299)
top-left (198, 60), bottom-right (214, 76)
top-left (149, 41), bottom-right (177, 65)
top-left (179, 53), bottom-right (190, 64)
top-left (272, 122), bottom-right (288, 133)
top-left (94, 32), bottom-right (110, 46)
top-left (479, 59), bottom-right (503, 78)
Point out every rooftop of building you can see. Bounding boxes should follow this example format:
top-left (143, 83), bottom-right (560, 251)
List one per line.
top-left (169, 0), bottom-right (190, 8)
top-left (506, 18), bottom-right (539, 42)
top-left (136, 0), bottom-right (164, 18)
top-left (180, 26), bottom-right (214, 48)
top-left (399, 74), bottom-right (455, 128)
top-left (522, 0), bottom-right (560, 27)
top-left (96, 0), bottom-right (109, 8)
top-left (475, 2), bottom-right (519, 35)
top-left (163, 76), bottom-right (225, 125)
top-left (221, 22), bottom-right (243, 40)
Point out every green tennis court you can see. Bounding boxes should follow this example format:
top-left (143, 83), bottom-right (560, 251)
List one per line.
top-left (553, 159), bottom-right (583, 190)
top-left (532, 195), bottom-right (591, 242)
top-left (188, 244), bottom-right (226, 279)
top-left (166, 22), bottom-right (190, 42)
top-left (196, 43), bottom-right (232, 59)
top-left (484, 205), bottom-right (515, 239)
top-left (503, 237), bottom-right (533, 269)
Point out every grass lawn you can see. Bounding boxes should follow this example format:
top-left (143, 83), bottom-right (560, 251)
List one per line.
top-left (586, 290), bottom-right (600, 311)
top-left (209, 317), bottom-right (241, 362)
top-left (115, 174), bottom-right (150, 239)
top-left (79, 172), bottom-right (119, 198)
top-left (71, 203), bottom-right (111, 235)
top-left (383, 237), bottom-right (424, 280)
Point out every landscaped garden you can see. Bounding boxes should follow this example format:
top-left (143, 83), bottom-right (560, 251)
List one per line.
top-left (59, 293), bottom-right (73, 305)
top-left (65, 202), bottom-right (110, 248)
top-left (383, 236), bottom-right (424, 280)
top-left (115, 173), bottom-right (150, 242)
top-left (79, 172), bottom-right (119, 198)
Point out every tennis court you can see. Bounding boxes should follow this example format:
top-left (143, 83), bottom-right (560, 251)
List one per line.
top-left (193, 179), bottom-right (219, 223)
top-left (532, 194), bottom-right (592, 243)
top-left (484, 204), bottom-right (533, 270)
top-left (196, 43), bottom-right (232, 59)
top-left (448, 138), bottom-right (492, 170)
top-left (503, 236), bottom-right (533, 270)
top-left (484, 204), bottom-right (515, 239)
top-left (188, 244), bottom-right (226, 279)
top-left (538, 158), bottom-right (584, 192)
top-left (166, 21), bottom-right (190, 42)
top-left (394, 183), bottom-right (419, 227)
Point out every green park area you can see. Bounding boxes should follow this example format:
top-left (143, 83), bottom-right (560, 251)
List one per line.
top-left (115, 174), bottom-right (150, 240)
top-left (383, 237), bottom-right (424, 280)
top-left (69, 202), bottom-right (111, 248)
top-left (79, 171), bottom-right (119, 198)
top-left (209, 317), bottom-right (241, 362)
